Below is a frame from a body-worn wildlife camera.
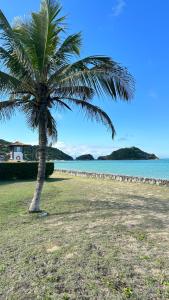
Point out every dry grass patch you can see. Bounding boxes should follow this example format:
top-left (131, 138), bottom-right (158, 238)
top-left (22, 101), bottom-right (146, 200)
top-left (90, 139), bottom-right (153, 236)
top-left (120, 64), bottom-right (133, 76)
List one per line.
top-left (46, 245), bottom-right (61, 253)
top-left (0, 173), bottom-right (169, 299)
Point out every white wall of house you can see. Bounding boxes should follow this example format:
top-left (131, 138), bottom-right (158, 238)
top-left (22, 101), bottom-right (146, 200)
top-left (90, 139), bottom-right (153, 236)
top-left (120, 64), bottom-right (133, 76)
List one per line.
top-left (10, 146), bottom-right (24, 161)
top-left (13, 151), bottom-right (23, 161)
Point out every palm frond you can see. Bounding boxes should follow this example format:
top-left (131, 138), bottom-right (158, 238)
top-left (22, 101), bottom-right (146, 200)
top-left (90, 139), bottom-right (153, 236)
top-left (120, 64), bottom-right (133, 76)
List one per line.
top-left (46, 108), bottom-right (57, 140)
top-left (0, 70), bottom-right (35, 96)
top-left (0, 71), bottom-right (21, 92)
top-left (52, 97), bottom-right (72, 111)
top-left (21, 99), bottom-right (40, 129)
top-left (13, 0), bottom-right (65, 78)
top-left (54, 33), bottom-right (82, 60)
top-left (0, 47), bottom-right (34, 82)
top-left (49, 33), bottom-right (82, 72)
top-left (0, 10), bottom-right (33, 73)
top-left (53, 85), bottom-right (94, 100)
top-left (51, 55), bottom-right (114, 78)
top-left (49, 56), bottom-right (134, 100)
top-left (63, 98), bottom-right (116, 138)
top-left (0, 98), bottom-right (21, 120)
top-left (41, 0), bottom-right (65, 24)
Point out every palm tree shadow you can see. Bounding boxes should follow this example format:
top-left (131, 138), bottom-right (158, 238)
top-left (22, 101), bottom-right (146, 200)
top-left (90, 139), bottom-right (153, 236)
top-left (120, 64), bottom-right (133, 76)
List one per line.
top-left (48, 193), bottom-right (169, 230)
top-left (0, 179), bottom-right (35, 186)
top-left (0, 177), bottom-right (70, 186)
top-left (47, 178), bottom-right (71, 183)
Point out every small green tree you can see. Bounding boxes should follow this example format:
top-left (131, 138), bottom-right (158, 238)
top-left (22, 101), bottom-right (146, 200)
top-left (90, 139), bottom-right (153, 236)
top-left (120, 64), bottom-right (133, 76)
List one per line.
top-left (0, 0), bottom-right (134, 212)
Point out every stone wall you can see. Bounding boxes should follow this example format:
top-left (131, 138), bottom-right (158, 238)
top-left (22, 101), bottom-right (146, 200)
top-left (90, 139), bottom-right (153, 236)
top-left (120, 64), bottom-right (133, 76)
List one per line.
top-left (55, 169), bottom-right (169, 186)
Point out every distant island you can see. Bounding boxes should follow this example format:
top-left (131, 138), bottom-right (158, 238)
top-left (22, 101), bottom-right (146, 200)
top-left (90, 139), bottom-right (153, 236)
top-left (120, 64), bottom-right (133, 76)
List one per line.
top-left (0, 139), bottom-right (73, 161)
top-left (76, 154), bottom-right (94, 160)
top-left (98, 147), bottom-right (158, 160)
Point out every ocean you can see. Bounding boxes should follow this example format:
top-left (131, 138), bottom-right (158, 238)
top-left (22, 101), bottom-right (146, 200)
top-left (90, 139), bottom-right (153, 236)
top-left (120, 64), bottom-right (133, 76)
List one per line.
top-left (55, 159), bottom-right (169, 180)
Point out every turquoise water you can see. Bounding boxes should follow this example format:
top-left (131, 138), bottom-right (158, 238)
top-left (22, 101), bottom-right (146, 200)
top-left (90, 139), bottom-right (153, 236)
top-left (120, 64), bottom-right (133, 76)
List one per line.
top-left (55, 159), bottom-right (169, 180)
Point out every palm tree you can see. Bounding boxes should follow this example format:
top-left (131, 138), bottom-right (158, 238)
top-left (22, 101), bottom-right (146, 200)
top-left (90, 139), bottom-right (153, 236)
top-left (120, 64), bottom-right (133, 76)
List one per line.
top-left (0, 0), bottom-right (134, 213)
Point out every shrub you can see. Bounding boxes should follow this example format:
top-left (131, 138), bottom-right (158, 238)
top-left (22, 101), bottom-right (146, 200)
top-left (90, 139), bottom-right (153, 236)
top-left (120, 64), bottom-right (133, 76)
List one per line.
top-left (0, 162), bottom-right (54, 180)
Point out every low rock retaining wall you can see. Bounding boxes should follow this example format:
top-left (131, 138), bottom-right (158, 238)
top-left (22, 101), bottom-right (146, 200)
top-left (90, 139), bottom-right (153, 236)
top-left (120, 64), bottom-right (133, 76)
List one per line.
top-left (56, 169), bottom-right (169, 186)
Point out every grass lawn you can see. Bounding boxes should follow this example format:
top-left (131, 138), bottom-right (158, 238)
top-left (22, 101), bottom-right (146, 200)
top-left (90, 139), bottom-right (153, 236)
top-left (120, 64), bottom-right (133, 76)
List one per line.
top-left (1, 173), bottom-right (169, 299)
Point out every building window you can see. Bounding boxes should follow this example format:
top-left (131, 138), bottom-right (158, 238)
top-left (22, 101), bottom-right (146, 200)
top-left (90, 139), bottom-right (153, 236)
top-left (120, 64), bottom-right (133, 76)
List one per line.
top-left (14, 146), bottom-right (22, 152)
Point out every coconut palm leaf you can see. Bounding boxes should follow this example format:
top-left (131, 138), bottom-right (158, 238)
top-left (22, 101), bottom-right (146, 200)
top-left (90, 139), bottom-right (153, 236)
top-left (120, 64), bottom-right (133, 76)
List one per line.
top-left (46, 109), bottom-right (57, 140)
top-left (53, 86), bottom-right (94, 100)
top-left (40, 0), bottom-right (65, 24)
top-left (49, 56), bottom-right (134, 100)
top-left (13, 0), bottom-right (65, 79)
top-left (56, 97), bottom-right (116, 138)
top-left (0, 10), bottom-right (33, 73)
top-left (0, 71), bottom-right (21, 92)
top-left (0, 48), bottom-right (35, 84)
top-left (54, 33), bottom-right (82, 60)
top-left (0, 98), bottom-right (21, 120)
top-left (52, 98), bottom-right (72, 111)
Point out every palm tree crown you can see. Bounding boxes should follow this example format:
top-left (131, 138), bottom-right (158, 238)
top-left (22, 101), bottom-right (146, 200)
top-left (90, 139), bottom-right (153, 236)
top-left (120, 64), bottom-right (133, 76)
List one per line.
top-left (0, 0), bottom-right (134, 139)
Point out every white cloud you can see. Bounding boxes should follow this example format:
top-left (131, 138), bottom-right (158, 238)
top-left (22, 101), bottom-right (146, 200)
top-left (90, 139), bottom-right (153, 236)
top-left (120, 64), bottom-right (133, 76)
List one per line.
top-left (112, 0), bottom-right (126, 17)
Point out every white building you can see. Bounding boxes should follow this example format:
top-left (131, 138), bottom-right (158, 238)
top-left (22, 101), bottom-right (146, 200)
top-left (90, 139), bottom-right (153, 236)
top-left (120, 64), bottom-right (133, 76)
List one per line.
top-left (9, 141), bottom-right (30, 161)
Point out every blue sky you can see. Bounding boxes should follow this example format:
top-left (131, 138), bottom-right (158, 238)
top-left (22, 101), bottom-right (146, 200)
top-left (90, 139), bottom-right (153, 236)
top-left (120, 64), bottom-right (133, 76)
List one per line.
top-left (0, 0), bottom-right (169, 158)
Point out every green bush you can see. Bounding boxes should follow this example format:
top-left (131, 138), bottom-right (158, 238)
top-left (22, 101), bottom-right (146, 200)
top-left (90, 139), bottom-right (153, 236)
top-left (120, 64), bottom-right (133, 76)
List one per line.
top-left (0, 162), bottom-right (54, 180)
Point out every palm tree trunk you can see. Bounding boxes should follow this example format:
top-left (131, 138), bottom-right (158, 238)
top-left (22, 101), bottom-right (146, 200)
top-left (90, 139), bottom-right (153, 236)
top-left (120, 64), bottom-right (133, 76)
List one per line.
top-left (29, 115), bottom-right (47, 213)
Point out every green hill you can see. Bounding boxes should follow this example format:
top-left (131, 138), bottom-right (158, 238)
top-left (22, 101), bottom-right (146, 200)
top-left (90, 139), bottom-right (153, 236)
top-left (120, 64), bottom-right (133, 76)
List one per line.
top-left (98, 147), bottom-right (158, 160)
top-left (76, 154), bottom-right (94, 160)
top-left (0, 139), bottom-right (73, 161)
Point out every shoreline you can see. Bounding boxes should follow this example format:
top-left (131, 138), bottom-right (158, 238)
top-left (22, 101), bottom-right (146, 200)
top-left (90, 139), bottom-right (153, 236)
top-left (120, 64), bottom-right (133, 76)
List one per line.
top-left (55, 169), bottom-right (169, 186)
